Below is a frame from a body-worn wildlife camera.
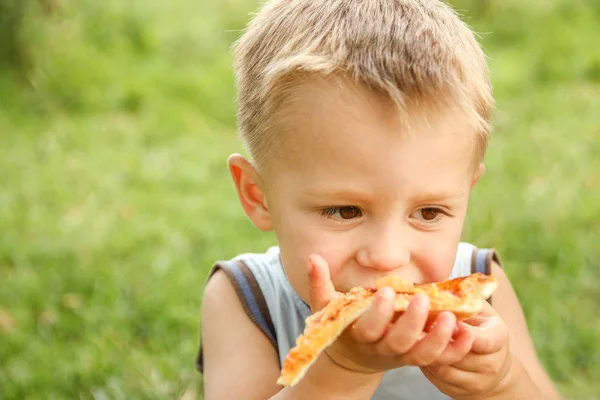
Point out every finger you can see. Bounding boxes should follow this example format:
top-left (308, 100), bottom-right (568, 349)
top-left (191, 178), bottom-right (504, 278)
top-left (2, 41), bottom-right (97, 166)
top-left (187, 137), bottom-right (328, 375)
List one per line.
top-left (461, 317), bottom-right (507, 354)
top-left (421, 364), bottom-right (481, 394)
top-left (479, 300), bottom-right (498, 316)
top-left (433, 323), bottom-right (475, 365)
top-left (448, 351), bottom-right (506, 375)
top-left (377, 293), bottom-right (430, 354)
top-left (307, 254), bottom-right (338, 312)
top-left (462, 301), bottom-right (499, 326)
top-left (404, 311), bottom-right (457, 366)
top-left (351, 287), bottom-right (396, 343)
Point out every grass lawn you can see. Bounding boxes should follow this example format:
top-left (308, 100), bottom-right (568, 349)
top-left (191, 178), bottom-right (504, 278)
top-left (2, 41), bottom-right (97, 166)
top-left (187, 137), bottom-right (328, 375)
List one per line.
top-left (1, 0), bottom-right (599, 398)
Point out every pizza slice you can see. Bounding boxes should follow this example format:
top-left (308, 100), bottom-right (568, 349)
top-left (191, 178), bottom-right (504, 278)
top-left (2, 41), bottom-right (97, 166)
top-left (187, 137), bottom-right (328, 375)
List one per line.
top-left (379, 272), bottom-right (499, 323)
top-left (277, 272), bottom-right (498, 387)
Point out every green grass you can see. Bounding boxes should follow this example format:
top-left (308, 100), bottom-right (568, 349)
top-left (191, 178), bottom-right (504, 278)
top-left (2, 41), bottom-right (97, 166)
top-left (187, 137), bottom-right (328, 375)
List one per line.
top-left (0, 0), bottom-right (599, 398)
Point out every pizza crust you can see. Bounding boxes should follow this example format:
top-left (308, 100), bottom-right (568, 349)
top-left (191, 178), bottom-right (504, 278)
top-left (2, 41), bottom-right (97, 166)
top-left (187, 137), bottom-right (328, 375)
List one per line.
top-left (276, 287), bottom-right (375, 386)
top-left (277, 273), bottom-right (498, 386)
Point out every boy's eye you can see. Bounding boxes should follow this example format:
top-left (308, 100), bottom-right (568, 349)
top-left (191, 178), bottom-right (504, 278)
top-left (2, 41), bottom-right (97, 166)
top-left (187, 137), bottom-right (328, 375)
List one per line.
top-left (321, 206), bottom-right (362, 220)
top-left (413, 207), bottom-right (445, 221)
top-left (339, 206), bottom-right (361, 219)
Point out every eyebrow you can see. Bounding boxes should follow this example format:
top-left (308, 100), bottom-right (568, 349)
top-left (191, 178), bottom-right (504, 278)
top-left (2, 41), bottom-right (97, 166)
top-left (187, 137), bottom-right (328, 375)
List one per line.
top-left (300, 188), bottom-right (372, 202)
top-left (301, 188), bottom-right (465, 203)
top-left (409, 190), bottom-right (467, 203)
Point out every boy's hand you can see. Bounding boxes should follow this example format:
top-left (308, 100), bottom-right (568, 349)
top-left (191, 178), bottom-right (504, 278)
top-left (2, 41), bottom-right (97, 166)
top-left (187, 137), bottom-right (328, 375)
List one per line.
top-left (420, 302), bottom-right (515, 399)
top-left (307, 255), bottom-right (475, 375)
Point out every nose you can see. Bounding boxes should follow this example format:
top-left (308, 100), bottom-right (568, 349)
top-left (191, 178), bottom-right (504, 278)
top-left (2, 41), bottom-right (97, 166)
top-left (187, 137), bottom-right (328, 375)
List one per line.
top-left (356, 222), bottom-right (411, 272)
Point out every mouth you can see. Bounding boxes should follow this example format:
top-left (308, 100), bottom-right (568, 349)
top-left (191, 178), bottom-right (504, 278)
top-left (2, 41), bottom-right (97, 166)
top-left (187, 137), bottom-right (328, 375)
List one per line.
top-left (365, 276), bottom-right (424, 292)
top-left (337, 275), bottom-right (422, 293)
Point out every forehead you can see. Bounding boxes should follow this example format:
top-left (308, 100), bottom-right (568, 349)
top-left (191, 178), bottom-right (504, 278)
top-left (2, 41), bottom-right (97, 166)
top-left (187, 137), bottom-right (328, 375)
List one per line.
top-left (265, 76), bottom-right (478, 191)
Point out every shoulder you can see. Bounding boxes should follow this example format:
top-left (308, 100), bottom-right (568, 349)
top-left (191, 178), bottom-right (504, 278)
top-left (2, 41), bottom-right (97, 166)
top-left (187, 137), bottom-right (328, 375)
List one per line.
top-left (490, 262), bottom-right (562, 399)
top-left (201, 269), bottom-right (281, 399)
top-left (488, 261), bottom-right (527, 341)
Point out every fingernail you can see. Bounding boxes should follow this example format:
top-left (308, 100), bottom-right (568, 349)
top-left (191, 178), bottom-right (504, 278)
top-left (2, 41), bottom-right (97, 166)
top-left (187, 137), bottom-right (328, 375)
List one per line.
top-left (411, 293), bottom-right (428, 309)
top-left (307, 256), bottom-right (315, 274)
top-left (377, 287), bottom-right (393, 302)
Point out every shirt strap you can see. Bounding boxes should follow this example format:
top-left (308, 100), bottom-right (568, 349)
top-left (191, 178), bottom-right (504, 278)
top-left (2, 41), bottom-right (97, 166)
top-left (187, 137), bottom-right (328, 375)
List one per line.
top-left (196, 260), bottom-right (277, 373)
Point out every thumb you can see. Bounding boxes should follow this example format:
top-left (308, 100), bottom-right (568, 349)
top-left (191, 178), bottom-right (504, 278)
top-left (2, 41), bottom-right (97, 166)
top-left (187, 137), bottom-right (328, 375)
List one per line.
top-left (307, 254), bottom-right (338, 312)
top-left (460, 302), bottom-right (507, 354)
top-left (463, 301), bottom-right (499, 327)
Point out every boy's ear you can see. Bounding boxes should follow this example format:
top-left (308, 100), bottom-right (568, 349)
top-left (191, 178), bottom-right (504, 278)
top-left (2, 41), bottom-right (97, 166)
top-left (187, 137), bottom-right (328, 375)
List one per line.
top-left (471, 163), bottom-right (485, 188)
top-left (227, 154), bottom-right (273, 231)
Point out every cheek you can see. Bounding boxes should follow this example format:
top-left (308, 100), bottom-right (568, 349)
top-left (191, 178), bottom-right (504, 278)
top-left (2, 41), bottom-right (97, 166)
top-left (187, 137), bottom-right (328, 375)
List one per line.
top-left (422, 250), bottom-right (457, 281)
top-left (276, 227), bottom-right (354, 301)
top-left (272, 200), bottom-right (350, 267)
top-left (413, 232), bottom-right (463, 282)
top-left (278, 241), bottom-right (350, 303)
top-left (280, 251), bottom-right (310, 303)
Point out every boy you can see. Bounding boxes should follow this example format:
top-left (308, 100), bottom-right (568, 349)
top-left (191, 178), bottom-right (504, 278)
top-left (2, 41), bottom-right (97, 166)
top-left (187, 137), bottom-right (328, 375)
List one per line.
top-left (199, 0), bottom-right (562, 398)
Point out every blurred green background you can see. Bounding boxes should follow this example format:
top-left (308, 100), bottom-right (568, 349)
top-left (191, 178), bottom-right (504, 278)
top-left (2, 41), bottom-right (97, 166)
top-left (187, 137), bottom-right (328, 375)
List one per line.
top-left (0, 0), bottom-right (598, 399)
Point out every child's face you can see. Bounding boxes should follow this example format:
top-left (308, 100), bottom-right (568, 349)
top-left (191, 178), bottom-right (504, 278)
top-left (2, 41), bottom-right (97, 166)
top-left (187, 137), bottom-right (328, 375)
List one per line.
top-left (252, 77), bottom-right (482, 303)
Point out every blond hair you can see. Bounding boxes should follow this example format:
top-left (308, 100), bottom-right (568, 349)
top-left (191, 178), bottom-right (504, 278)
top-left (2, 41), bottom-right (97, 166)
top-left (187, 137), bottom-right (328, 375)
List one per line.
top-left (234, 0), bottom-right (494, 169)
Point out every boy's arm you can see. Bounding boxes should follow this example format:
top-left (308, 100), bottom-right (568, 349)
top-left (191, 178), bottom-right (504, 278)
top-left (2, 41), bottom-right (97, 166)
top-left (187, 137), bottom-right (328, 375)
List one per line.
top-left (490, 263), bottom-right (563, 399)
top-left (201, 270), bottom-right (383, 400)
top-left (201, 270), bottom-right (281, 399)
